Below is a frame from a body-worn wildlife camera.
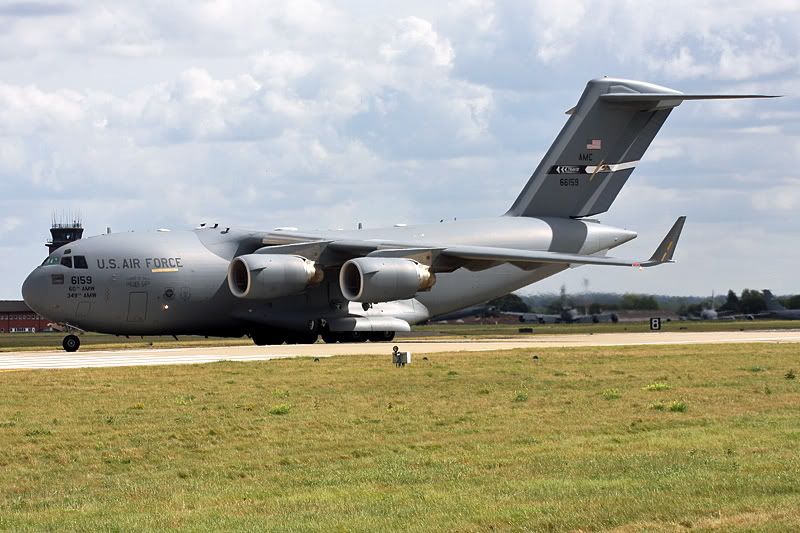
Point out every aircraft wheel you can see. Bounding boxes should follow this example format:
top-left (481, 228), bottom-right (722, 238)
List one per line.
top-left (288, 332), bottom-right (318, 344)
top-left (301, 333), bottom-right (319, 344)
top-left (349, 331), bottom-right (368, 343)
top-left (252, 331), bottom-right (284, 346)
top-left (368, 331), bottom-right (395, 342)
top-left (63, 334), bottom-right (81, 353)
top-left (321, 331), bottom-right (339, 343)
top-left (268, 335), bottom-right (286, 345)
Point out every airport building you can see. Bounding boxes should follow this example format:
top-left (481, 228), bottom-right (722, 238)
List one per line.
top-left (0, 301), bottom-right (50, 333)
top-left (47, 217), bottom-right (84, 255)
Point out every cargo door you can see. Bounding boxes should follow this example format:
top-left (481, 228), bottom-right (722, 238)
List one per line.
top-left (76, 301), bottom-right (92, 319)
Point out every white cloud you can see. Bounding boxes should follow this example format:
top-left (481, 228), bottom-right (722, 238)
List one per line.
top-left (752, 180), bottom-right (800, 212)
top-left (380, 17), bottom-right (455, 68)
top-left (0, 82), bottom-right (84, 134)
top-left (530, 1), bottom-right (587, 63)
top-left (0, 216), bottom-right (23, 235)
top-left (658, 47), bottom-right (711, 80)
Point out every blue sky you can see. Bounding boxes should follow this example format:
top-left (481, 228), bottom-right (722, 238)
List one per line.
top-left (0, 1), bottom-right (798, 298)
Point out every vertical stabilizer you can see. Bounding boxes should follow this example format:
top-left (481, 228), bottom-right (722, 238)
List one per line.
top-left (507, 78), bottom-right (777, 218)
top-left (763, 290), bottom-right (786, 311)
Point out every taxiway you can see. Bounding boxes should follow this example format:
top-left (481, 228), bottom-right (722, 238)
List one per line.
top-left (1, 329), bottom-right (799, 370)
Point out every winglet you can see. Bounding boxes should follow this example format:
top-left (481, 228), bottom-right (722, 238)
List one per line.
top-left (642, 216), bottom-right (686, 266)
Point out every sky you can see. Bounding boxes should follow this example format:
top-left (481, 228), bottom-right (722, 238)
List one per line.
top-left (0, 0), bottom-right (798, 299)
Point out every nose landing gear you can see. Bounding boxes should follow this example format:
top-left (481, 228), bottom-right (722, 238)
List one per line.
top-left (62, 334), bottom-right (81, 352)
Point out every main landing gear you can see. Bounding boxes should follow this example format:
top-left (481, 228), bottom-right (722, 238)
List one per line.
top-left (250, 329), bottom-right (396, 345)
top-left (251, 329), bottom-right (319, 346)
top-left (319, 331), bottom-right (395, 343)
top-left (62, 334), bottom-right (81, 352)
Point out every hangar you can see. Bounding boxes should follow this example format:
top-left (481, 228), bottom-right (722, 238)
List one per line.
top-left (0, 301), bottom-right (49, 333)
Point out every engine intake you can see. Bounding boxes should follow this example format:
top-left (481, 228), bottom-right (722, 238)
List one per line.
top-left (339, 257), bottom-right (435, 303)
top-left (228, 254), bottom-right (323, 299)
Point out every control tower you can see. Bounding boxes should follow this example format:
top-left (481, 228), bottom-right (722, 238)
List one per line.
top-left (47, 212), bottom-right (84, 255)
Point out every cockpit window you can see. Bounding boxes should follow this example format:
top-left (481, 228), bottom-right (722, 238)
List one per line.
top-left (60, 256), bottom-right (73, 268)
top-left (74, 256), bottom-right (88, 269)
top-left (42, 256), bottom-right (60, 266)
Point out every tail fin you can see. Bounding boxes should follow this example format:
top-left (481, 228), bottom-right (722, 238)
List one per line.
top-left (763, 290), bottom-right (786, 311)
top-left (645, 216), bottom-right (686, 265)
top-left (506, 78), bottom-right (777, 218)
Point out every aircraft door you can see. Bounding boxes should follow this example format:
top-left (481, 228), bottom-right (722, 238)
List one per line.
top-left (127, 292), bottom-right (148, 322)
top-left (76, 301), bottom-right (92, 319)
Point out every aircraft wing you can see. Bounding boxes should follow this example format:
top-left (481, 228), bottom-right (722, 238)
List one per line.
top-left (259, 217), bottom-right (686, 272)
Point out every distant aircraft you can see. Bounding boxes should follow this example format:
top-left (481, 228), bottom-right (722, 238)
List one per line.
top-left (682, 307), bottom-right (737, 321)
top-left (508, 285), bottom-right (618, 323)
top-left (511, 307), bottom-right (619, 324)
top-left (761, 290), bottom-right (800, 320)
top-left (429, 304), bottom-right (498, 322)
top-left (21, 78), bottom-right (775, 351)
top-left (682, 289), bottom-right (800, 321)
top-left (681, 291), bottom-right (733, 320)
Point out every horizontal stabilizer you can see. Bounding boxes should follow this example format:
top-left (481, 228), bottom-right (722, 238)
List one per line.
top-left (601, 93), bottom-right (779, 110)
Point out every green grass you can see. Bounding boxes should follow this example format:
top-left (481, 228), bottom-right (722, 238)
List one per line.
top-left (601, 387), bottom-right (621, 400)
top-left (268, 404), bottom-right (291, 416)
top-left (668, 400), bottom-right (688, 413)
top-left (643, 381), bottom-right (671, 391)
top-left (1, 343), bottom-right (799, 530)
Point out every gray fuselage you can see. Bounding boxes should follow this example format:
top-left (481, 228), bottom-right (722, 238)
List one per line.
top-left (22, 216), bottom-right (636, 336)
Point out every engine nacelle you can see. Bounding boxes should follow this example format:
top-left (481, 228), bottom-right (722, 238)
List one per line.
top-left (228, 254), bottom-right (323, 299)
top-left (339, 257), bottom-right (435, 303)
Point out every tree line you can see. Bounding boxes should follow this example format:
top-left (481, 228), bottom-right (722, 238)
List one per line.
top-left (489, 289), bottom-right (800, 314)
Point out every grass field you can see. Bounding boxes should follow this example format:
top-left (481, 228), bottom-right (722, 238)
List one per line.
top-left (2, 319), bottom-right (799, 352)
top-left (1, 343), bottom-right (799, 530)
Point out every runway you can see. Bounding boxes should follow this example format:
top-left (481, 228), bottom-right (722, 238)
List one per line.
top-left (1, 329), bottom-right (799, 371)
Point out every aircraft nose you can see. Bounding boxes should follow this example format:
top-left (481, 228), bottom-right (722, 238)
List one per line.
top-left (21, 269), bottom-right (46, 315)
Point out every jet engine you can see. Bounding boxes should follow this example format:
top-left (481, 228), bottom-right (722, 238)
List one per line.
top-left (228, 254), bottom-right (323, 299)
top-left (339, 257), bottom-right (435, 303)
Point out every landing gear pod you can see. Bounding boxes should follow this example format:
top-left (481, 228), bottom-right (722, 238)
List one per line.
top-left (339, 257), bottom-right (435, 303)
top-left (228, 254), bottom-right (323, 300)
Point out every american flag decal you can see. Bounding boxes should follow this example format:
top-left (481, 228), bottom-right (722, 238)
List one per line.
top-left (586, 139), bottom-right (602, 150)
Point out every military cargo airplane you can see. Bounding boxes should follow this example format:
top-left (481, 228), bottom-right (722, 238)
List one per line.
top-left (507, 285), bottom-right (618, 324)
top-left (761, 290), bottom-right (800, 320)
top-left (510, 307), bottom-right (619, 324)
top-left (21, 78), bottom-right (775, 351)
top-left (429, 304), bottom-right (499, 323)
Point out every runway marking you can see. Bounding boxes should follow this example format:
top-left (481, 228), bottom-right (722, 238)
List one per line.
top-left (1, 330), bottom-right (799, 371)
